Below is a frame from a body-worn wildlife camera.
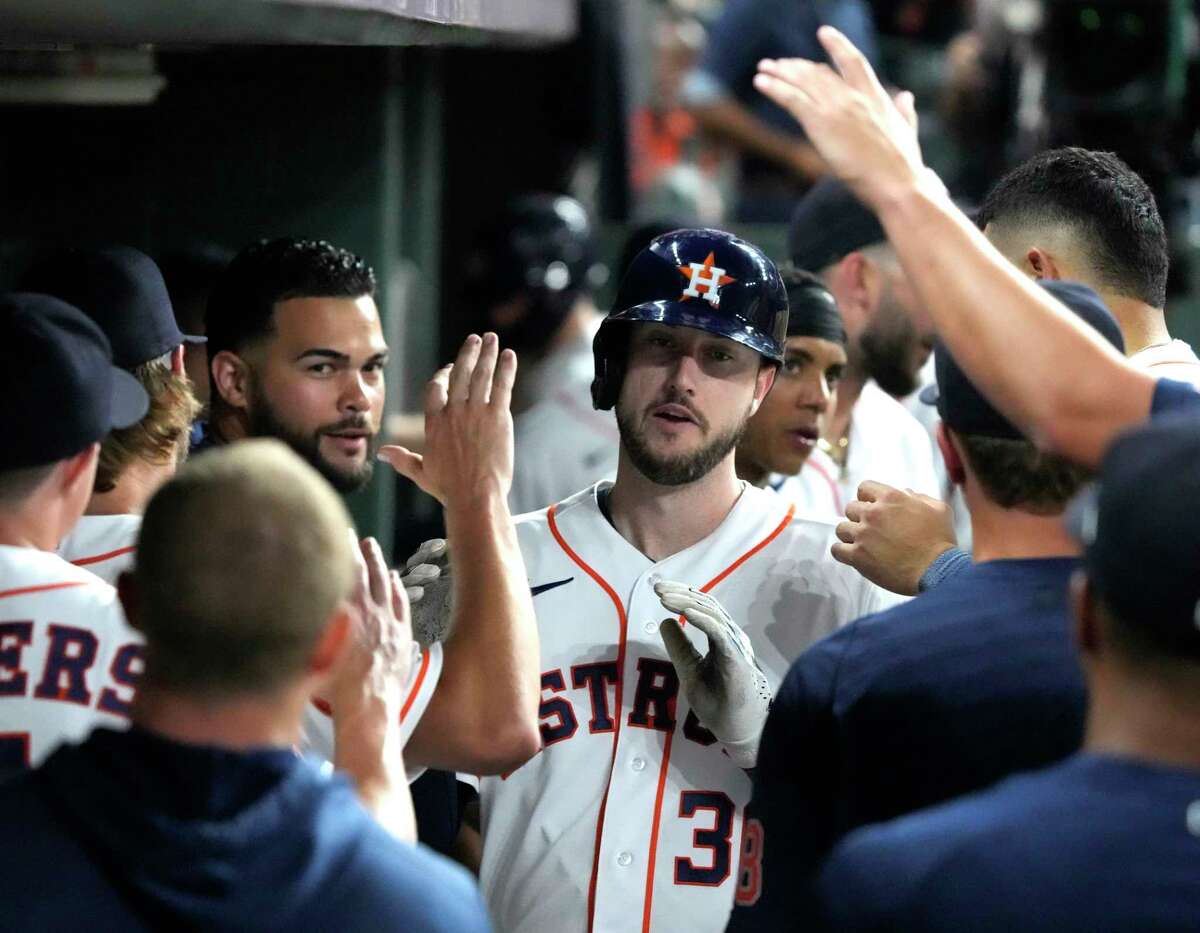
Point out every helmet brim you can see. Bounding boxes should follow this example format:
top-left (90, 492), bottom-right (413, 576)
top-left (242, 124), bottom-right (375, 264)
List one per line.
top-left (605, 299), bottom-right (785, 363)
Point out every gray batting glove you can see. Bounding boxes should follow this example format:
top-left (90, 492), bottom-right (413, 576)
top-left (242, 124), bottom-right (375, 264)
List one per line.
top-left (399, 538), bottom-right (454, 645)
top-left (655, 581), bottom-right (772, 770)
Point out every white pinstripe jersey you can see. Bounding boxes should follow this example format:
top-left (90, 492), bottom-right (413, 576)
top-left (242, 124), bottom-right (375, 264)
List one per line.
top-left (478, 482), bottom-right (897, 933)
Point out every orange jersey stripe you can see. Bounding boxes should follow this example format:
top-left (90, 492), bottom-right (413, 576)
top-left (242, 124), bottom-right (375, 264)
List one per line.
top-left (547, 504), bottom-right (630, 933)
top-left (640, 502), bottom-right (795, 930)
top-left (0, 581), bottom-right (89, 600)
top-left (71, 545), bottom-right (137, 567)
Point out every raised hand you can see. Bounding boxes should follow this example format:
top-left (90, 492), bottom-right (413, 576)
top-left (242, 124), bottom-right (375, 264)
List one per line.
top-left (753, 25), bottom-right (929, 210)
top-left (378, 332), bottom-right (517, 507)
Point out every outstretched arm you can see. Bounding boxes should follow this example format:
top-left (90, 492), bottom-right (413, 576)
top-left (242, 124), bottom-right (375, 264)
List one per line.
top-left (753, 28), bottom-right (1157, 469)
top-left (380, 333), bottom-right (541, 775)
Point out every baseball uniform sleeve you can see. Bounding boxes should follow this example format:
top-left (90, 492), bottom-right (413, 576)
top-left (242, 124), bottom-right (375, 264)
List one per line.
top-left (1151, 378), bottom-right (1200, 417)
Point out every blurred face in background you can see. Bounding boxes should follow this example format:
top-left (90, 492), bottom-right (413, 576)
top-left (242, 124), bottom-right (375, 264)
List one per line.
top-left (738, 335), bottom-right (847, 478)
top-left (858, 266), bottom-right (934, 398)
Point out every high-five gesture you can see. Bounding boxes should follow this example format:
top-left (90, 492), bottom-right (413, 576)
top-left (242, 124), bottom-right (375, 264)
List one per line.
top-left (754, 26), bottom-right (928, 210)
top-left (379, 332), bottom-right (517, 505)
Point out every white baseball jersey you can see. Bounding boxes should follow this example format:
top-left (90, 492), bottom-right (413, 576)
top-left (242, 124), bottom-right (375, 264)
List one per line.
top-left (477, 481), bottom-right (898, 933)
top-left (1130, 339), bottom-right (1200, 387)
top-left (300, 640), bottom-right (443, 782)
top-left (767, 446), bottom-right (844, 521)
top-left (511, 320), bottom-right (620, 516)
top-left (838, 380), bottom-right (940, 505)
top-left (57, 513), bottom-right (142, 585)
top-left (0, 545), bottom-right (142, 769)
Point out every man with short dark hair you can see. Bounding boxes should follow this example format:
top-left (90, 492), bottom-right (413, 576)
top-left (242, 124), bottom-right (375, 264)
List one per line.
top-left (815, 413), bottom-right (1200, 931)
top-left (21, 246), bottom-right (204, 585)
top-left (728, 280), bottom-right (1122, 929)
top-left (0, 440), bottom-right (492, 932)
top-left (0, 293), bottom-right (149, 769)
top-left (978, 147), bottom-right (1200, 384)
top-left (202, 237), bottom-right (542, 780)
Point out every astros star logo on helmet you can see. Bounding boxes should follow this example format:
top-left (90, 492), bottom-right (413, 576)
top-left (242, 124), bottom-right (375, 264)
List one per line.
top-left (678, 252), bottom-right (736, 308)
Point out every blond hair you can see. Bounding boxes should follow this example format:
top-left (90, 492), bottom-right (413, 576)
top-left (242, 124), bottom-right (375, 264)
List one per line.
top-left (94, 356), bottom-right (201, 494)
top-left (135, 439), bottom-right (355, 697)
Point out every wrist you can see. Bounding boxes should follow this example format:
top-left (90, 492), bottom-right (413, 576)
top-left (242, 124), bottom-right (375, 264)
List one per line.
top-left (873, 167), bottom-right (949, 229)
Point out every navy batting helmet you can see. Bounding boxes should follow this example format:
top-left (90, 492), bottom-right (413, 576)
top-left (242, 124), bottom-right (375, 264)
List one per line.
top-left (591, 228), bottom-right (789, 410)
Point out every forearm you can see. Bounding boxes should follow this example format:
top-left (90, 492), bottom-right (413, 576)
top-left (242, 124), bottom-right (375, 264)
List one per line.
top-left (876, 178), bottom-right (1154, 467)
top-left (440, 491), bottom-right (541, 770)
top-left (690, 98), bottom-right (825, 180)
top-left (335, 713), bottom-right (417, 843)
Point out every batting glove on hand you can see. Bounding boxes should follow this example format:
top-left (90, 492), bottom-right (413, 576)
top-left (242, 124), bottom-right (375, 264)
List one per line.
top-left (399, 538), bottom-right (453, 645)
top-left (655, 581), bottom-right (772, 770)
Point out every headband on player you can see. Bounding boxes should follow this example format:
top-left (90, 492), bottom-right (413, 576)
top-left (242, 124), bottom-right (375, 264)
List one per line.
top-left (782, 270), bottom-right (846, 345)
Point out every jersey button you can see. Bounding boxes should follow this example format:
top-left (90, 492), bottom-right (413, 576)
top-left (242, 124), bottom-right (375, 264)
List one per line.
top-left (631, 756), bottom-right (646, 772)
top-left (616, 851), bottom-right (634, 867)
top-left (644, 620), bottom-right (658, 635)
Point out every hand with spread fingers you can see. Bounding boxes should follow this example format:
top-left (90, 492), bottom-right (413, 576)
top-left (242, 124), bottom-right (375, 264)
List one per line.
top-left (656, 581), bottom-right (772, 770)
top-left (399, 537), bottom-right (454, 645)
top-left (752, 25), bottom-right (934, 210)
top-left (378, 332), bottom-right (517, 506)
top-left (831, 480), bottom-right (957, 596)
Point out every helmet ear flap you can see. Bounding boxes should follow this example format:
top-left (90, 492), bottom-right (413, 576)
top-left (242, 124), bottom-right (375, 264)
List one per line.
top-left (591, 321), bottom-right (629, 411)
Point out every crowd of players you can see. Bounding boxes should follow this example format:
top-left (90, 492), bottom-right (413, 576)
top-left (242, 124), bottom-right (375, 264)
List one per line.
top-left (3, 24), bottom-right (1200, 933)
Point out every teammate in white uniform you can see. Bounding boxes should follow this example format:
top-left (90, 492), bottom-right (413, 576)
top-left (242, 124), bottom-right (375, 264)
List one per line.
top-left (0, 294), bottom-right (149, 769)
top-left (475, 229), bottom-right (895, 933)
top-left (735, 268), bottom-right (848, 521)
top-left (463, 195), bottom-right (618, 516)
top-left (204, 237), bottom-right (541, 778)
top-left (21, 247), bottom-right (203, 585)
top-left (787, 177), bottom-right (940, 504)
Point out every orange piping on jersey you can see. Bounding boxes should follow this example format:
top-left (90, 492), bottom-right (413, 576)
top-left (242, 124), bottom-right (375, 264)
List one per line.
top-left (309, 648), bottom-right (432, 723)
top-left (640, 502), bottom-right (795, 931)
top-left (547, 503), bottom-right (629, 933)
top-left (805, 456), bottom-right (843, 514)
top-left (71, 545), bottom-right (137, 568)
top-left (0, 581), bottom-right (89, 600)
top-left (400, 648), bottom-right (433, 723)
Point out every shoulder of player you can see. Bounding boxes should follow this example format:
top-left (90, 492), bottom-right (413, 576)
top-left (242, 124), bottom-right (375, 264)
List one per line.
top-left (0, 546), bottom-right (119, 603)
top-left (856, 381), bottom-right (930, 443)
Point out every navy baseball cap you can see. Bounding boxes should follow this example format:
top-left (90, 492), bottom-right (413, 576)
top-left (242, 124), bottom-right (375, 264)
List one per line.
top-left (788, 178), bottom-right (886, 272)
top-left (20, 245), bottom-right (205, 372)
top-left (1065, 412), bottom-right (1200, 657)
top-left (0, 293), bottom-right (149, 470)
top-left (920, 280), bottom-right (1125, 439)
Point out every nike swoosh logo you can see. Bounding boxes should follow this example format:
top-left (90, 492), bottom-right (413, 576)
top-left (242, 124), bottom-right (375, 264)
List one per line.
top-left (531, 577), bottom-right (574, 597)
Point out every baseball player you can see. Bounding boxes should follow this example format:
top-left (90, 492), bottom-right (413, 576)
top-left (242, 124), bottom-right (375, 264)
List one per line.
top-left (473, 229), bottom-right (895, 933)
top-left (19, 246), bottom-right (203, 585)
top-left (202, 238), bottom-right (540, 780)
top-left (465, 194), bottom-right (618, 515)
top-left (786, 177), bottom-right (940, 506)
top-left (735, 267), bottom-right (848, 520)
top-left (0, 293), bottom-right (149, 770)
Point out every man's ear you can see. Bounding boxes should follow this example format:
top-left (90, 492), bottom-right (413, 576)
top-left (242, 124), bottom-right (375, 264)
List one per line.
top-left (936, 421), bottom-right (966, 486)
top-left (749, 364), bottom-right (777, 415)
top-left (116, 571), bottom-right (143, 633)
top-left (1070, 570), bottom-right (1102, 657)
top-left (169, 344), bottom-right (186, 376)
top-left (829, 253), bottom-right (877, 336)
top-left (60, 443), bottom-right (100, 497)
top-left (309, 604), bottom-right (353, 677)
top-left (210, 350), bottom-right (253, 411)
top-left (1025, 247), bottom-right (1063, 281)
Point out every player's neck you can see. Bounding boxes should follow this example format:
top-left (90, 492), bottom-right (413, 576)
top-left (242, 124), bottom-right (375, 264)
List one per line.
top-left (964, 483), bottom-right (1080, 562)
top-left (86, 457), bottom-right (175, 517)
top-left (1085, 669), bottom-right (1200, 771)
top-left (733, 451), bottom-right (770, 488)
top-left (0, 498), bottom-right (75, 551)
top-left (608, 452), bottom-right (745, 562)
top-left (1101, 293), bottom-right (1171, 357)
top-left (131, 678), bottom-right (309, 752)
